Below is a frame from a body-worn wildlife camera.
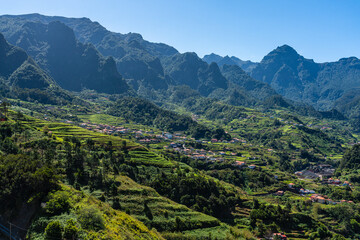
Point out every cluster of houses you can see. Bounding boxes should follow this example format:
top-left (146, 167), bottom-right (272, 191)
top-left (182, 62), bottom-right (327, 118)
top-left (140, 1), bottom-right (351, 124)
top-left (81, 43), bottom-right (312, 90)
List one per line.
top-left (305, 123), bottom-right (333, 131)
top-left (232, 160), bottom-right (256, 169)
top-left (167, 144), bottom-right (237, 163)
top-left (282, 182), bottom-right (354, 205)
top-left (78, 122), bottom-right (249, 148)
top-left (310, 194), bottom-right (354, 205)
top-left (78, 122), bottom-right (188, 142)
top-left (275, 183), bottom-right (316, 197)
top-left (210, 137), bottom-right (247, 144)
top-left (326, 178), bottom-right (352, 187)
top-left (295, 164), bottom-right (335, 180)
top-left (79, 122), bottom-right (131, 135)
top-left (272, 232), bottom-right (288, 240)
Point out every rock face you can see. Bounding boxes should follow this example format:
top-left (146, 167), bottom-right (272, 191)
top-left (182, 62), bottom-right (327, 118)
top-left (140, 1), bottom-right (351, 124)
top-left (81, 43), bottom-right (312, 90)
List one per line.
top-left (162, 52), bottom-right (228, 96)
top-left (0, 14), bottom-right (174, 91)
top-left (251, 45), bottom-right (360, 110)
top-left (0, 19), bottom-right (130, 94)
top-left (0, 32), bottom-right (52, 89)
top-left (0, 32), bottom-right (74, 104)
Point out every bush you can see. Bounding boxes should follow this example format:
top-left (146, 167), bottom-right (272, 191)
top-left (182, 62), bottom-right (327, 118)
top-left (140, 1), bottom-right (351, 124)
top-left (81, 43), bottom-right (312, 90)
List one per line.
top-left (44, 221), bottom-right (62, 240)
top-left (63, 219), bottom-right (80, 240)
top-left (77, 206), bottom-right (105, 231)
top-left (45, 191), bottom-right (71, 215)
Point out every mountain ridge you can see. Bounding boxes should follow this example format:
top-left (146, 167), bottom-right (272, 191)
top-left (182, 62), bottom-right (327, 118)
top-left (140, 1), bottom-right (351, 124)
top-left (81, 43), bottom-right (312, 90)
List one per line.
top-left (203, 53), bottom-right (258, 73)
top-left (251, 44), bottom-right (360, 111)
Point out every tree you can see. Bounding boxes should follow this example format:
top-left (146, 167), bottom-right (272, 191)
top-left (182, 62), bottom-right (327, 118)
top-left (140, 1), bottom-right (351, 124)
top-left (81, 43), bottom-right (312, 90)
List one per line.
top-left (44, 221), bottom-right (63, 240)
top-left (78, 206), bottom-right (105, 231)
top-left (63, 219), bottom-right (79, 240)
top-left (112, 197), bottom-right (122, 210)
top-left (317, 224), bottom-right (331, 239)
top-left (144, 202), bottom-right (153, 220)
top-left (0, 101), bottom-right (11, 118)
top-left (253, 199), bottom-right (260, 209)
top-left (45, 191), bottom-right (71, 215)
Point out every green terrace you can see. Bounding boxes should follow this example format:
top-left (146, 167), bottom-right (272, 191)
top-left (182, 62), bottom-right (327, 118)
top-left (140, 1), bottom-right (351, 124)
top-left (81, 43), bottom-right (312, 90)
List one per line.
top-left (18, 115), bottom-right (175, 168)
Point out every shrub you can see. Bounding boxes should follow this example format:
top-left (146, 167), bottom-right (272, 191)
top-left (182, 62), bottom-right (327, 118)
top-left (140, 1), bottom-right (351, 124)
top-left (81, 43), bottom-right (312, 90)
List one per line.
top-left (44, 221), bottom-right (62, 240)
top-left (77, 206), bottom-right (105, 231)
top-left (63, 219), bottom-right (80, 240)
top-left (45, 191), bottom-right (71, 215)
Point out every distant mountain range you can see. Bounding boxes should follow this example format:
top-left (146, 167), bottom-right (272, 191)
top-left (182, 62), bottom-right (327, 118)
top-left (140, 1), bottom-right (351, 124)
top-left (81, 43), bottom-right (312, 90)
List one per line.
top-left (0, 13), bottom-right (277, 106)
top-left (251, 45), bottom-right (360, 111)
top-left (0, 14), bottom-right (359, 118)
top-left (203, 53), bottom-right (258, 73)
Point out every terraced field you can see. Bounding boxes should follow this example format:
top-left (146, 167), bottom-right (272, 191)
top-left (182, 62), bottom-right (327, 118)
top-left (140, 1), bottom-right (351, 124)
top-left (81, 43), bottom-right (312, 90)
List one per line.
top-left (85, 175), bottom-right (233, 239)
top-left (19, 116), bottom-right (175, 168)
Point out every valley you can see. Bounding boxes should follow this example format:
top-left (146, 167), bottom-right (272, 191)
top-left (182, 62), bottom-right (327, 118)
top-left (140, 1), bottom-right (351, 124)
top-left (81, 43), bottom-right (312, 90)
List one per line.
top-left (0, 12), bottom-right (360, 240)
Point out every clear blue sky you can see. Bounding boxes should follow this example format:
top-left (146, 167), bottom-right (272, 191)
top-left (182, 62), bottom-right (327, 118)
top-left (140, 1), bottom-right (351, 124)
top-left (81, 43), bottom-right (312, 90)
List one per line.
top-left (1, 0), bottom-right (359, 62)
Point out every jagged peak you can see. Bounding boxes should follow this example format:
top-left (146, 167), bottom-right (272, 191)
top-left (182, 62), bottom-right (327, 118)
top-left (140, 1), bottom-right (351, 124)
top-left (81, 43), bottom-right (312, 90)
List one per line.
top-left (124, 32), bottom-right (143, 42)
top-left (205, 53), bottom-right (221, 57)
top-left (274, 44), bottom-right (299, 55)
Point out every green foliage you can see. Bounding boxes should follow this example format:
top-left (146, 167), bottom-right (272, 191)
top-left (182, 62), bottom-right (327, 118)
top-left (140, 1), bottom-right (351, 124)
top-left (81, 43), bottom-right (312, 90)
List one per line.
top-left (151, 171), bottom-right (240, 219)
top-left (182, 97), bottom-right (247, 123)
top-left (143, 202), bottom-right (153, 220)
top-left (108, 97), bottom-right (229, 139)
top-left (44, 221), bottom-right (63, 240)
top-left (339, 144), bottom-right (360, 170)
top-left (45, 191), bottom-right (71, 215)
top-left (0, 154), bottom-right (57, 210)
top-left (63, 219), bottom-right (79, 240)
top-left (77, 206), bottom-right (105, 231)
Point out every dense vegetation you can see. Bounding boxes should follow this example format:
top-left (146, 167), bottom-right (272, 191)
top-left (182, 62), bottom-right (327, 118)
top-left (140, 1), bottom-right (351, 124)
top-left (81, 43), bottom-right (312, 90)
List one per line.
top-left (108, 97), bottom-right (231, 140)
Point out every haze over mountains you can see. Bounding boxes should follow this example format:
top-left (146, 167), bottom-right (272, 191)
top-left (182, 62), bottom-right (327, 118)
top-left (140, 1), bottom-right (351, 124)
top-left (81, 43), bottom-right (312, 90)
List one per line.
top-left (0, 13), bottom-right (359, 117)
top-left (0, 32), bottom-right (74, 104)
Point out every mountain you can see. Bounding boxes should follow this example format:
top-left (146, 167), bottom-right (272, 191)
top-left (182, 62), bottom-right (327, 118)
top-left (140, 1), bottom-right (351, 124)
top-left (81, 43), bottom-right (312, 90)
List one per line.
top-left (0, 14), bottom-right (176, 92)
top-left (220, 64), bottom-right (277, 101)
top-left (0, 32), bottom-right (73, 104)
top-left (333, 88), bottom-right (360, 118)
top-left (0, 14), bottom-right (269, 104)
top-left (162, 52), bottom-right (228, 96)
top-left (203, 53), bottom-right (258, 72)
top-left (251, 45), bottom-right (360, 111)
top-left (0, 20), bottom-right (129, 94)
top-left (1, 14), bottom-right (356, 116)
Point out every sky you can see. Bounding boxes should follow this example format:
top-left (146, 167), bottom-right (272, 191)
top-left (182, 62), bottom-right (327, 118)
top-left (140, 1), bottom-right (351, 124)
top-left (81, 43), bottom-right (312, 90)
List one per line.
top-left (1, 0), bottom-right (359, 62)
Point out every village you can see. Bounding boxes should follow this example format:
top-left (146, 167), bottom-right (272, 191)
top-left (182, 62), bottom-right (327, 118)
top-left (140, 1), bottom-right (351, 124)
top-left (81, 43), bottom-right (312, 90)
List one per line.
top-left (76, 120), bottom-right (257, 163)
top-left (74, 119), bottom-right (357, 208)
